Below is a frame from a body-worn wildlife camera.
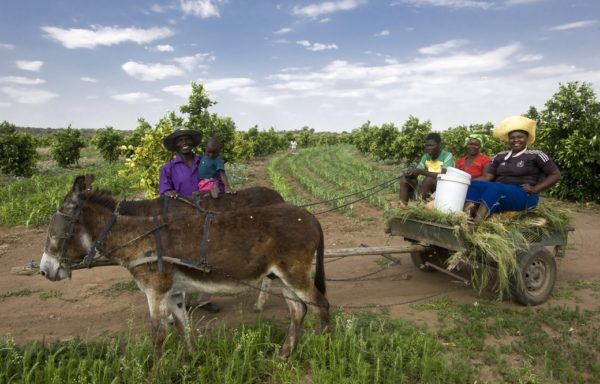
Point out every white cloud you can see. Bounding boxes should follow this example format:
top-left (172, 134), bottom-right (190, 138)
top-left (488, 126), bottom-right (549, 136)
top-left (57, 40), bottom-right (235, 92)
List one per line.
top-left (163, 77), bottom-right (255, 97)
top-left (525, 64), bottom-right (578, 76)
top-left (0, 76), bottom-right (45, 85)
top-left (419, 39), bottom-right (468, 55)
top-left (518, 54), bottom-right (543, 62)
top-left (269, 43), bottom-right (521, 95)
top-left (505, 0), bottom-right (544, 5)
top-left (122, 61), bottom-right (185, 81)
top-left (293, 0), bottom-right (367, 17)
top-left (179, 0), bottom-right (225, 18)
top-left (2, 86), bottom-right (58, 104)
top-left (150, 4), bottom-right (176, 13)
top-left (375, 30), bottom-right (390, 37)
top-left (228, 86), bottom-right (292, 105)
top-left (296, 40), bottom-right (338, 51)
top-left (147, 44), bottom-right (175, 52)
top-left (112, 92), bottom-right (161, 103)
top-left (549, 20), bottom-right (597, 31)
top-left (16, 60), bottom-right (44, 72)
top-left (391, 0), bottom-right (493, 9)
top-left (0, 43), bottom-right (14, 49)
top-left (41, 25), bottom-right (173, 49)
top-left (273, 27), bottom-right (293, 35)
top-left (163, 84), bottom-right (192, 97)
top-left (205, 78), bottom-right (255, 91)
top-left (80, 76), bottom-right (98, 83)
top-left (173, 53), bottom-right (215, 71)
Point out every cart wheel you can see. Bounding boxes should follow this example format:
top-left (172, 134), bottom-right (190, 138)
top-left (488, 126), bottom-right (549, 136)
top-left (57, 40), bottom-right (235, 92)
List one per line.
top-left (510, 245), bottom-right (557, 306)
top-left (410, 248), bottom-right (446, 272)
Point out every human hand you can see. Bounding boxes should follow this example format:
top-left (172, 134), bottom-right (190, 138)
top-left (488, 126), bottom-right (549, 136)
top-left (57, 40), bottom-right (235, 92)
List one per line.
top-left (165, 190), bottom-right (178, 198)
top-left (521, 184), bottom-right (536, 194)
top-left (404, 167), bottom-right (420, 177)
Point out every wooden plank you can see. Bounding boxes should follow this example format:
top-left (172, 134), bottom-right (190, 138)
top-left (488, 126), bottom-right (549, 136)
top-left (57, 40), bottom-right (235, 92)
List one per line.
top-left (324, 245), bottom-right (426, 258)
top-left (387, 218), bottom-right (466, 252)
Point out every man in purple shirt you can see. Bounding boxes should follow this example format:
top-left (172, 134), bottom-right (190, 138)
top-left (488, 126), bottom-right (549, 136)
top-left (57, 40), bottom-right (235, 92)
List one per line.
top-left (158, 127), bottom-right (220, 313)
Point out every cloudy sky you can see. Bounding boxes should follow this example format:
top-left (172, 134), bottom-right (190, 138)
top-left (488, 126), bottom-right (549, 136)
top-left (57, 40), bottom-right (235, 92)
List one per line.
top-left (1, 0), bottom-right (599, 132)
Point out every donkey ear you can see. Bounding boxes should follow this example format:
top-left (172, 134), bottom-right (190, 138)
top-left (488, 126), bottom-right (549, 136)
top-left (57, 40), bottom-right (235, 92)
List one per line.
top-left (72, 175), bottom-right (88, 193)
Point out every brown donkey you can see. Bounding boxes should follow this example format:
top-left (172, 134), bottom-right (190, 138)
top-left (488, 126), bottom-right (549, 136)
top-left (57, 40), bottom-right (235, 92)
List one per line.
top-left (39, 176), bottom-right (329, 359)
top-left (81, 175), bottom-right (284, 312)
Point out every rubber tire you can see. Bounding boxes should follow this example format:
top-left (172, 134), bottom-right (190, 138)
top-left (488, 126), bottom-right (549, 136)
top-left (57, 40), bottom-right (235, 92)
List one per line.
top-left (510, 245), bottom-right (557, 306)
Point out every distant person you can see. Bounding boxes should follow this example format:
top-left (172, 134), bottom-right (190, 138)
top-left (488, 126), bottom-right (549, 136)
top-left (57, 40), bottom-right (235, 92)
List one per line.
top-left (290, 138), bottom-right (298, 154)
top-left (465, 116), bottom-right (561, 226)
top-left (398, 132), bottom-right (454, 207)
top-left (455, 135), bottom-right (491, 179)
top-left (158, 127), bottom-right (220, 313)
top-left (197, 137), bottom-right (235, 199)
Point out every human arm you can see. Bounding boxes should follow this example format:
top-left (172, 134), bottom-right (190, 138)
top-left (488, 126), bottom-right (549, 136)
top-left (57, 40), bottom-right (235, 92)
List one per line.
top-left (218, 170), bottom-right (236, 194)
top-left (521, 151), bottom-right (561, 194)
top-left (158, 162), bottom-right (177, 197)
top-left (521, 170), bottom-right (561, 194)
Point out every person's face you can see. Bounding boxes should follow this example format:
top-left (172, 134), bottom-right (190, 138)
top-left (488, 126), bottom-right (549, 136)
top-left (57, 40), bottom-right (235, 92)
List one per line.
top-left (175, 135), bottom-right (194, 154)
top-left (205, 143), bottom-right (219, 159)
top-left (508, 131), bottom-right (528, 152)
top-left (424, 139), bottom-right (441, 157)
top-left (466, 139), bottom-right (481, 156)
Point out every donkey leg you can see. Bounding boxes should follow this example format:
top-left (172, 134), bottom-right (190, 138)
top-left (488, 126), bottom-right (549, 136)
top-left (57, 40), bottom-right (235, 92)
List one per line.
top-left (167, 292), bottom-right (193, 357)
top-left (145, 290), bottom-right (170, 360)
top-left (294, 286), bottom-right (330, 333)
top-left (278, 287), bottom-right (307, 359)
top-left (253, 277), bottom-right (272, 312)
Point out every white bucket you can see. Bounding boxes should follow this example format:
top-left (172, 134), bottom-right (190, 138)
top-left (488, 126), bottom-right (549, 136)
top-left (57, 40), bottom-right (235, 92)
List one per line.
top-left (445, 167), bottom-right (471, 182)
top-left (434, 174), bottom-right (471, 213)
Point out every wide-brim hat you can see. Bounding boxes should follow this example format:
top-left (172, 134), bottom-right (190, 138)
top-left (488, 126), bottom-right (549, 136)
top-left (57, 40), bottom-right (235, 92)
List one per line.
top-left (493, 116), bottom-right (536, 144)
top-left (163, 127), bottom-right (202, 152)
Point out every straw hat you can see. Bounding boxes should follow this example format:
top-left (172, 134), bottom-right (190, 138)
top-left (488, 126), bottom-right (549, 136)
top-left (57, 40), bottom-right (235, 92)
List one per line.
top-left (493, 116), bottom-right (536, 144)
top-left (163, 127), bottom-right (202, 152)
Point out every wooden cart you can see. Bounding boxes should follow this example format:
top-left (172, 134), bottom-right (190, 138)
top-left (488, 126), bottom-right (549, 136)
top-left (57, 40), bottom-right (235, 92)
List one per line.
top-left (387, 218), bottom-right (573, 306)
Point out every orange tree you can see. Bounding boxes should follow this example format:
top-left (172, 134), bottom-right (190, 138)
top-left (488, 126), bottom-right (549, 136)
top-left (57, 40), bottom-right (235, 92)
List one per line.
top-left (535, 81), bottom-right (600, 202)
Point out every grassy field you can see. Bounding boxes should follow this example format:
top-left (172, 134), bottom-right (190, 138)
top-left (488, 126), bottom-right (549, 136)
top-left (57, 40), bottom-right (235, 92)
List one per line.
top-left (1, 144), bottom-right (599, 383)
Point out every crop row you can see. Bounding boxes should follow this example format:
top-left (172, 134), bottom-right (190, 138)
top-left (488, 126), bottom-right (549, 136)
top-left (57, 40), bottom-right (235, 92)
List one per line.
top-left (270, 145), bottom-right (401, 212)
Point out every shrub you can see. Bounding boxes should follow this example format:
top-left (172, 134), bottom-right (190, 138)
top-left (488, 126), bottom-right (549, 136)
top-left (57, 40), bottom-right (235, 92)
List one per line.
top-left (537, 81), bottom-right (600, 202)
top-left (121, 112), bottom-right (185, 198)
top-left (0, 121), bottom-right (38, 176)
top-left (391, 116), bottom-right (432, 165)
top-left (93, 126), bottom-right (124, 163)
top-left (50, 125), bottom-right (86, 167)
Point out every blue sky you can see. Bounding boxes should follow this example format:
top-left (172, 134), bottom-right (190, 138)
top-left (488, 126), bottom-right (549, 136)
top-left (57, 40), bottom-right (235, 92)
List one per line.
top-left (1, 0), bottom-right (599, 132)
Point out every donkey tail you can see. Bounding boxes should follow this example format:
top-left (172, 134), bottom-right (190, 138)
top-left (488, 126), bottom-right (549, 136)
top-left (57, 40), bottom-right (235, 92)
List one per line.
top-left (314, 221), bottom-right (326, 295)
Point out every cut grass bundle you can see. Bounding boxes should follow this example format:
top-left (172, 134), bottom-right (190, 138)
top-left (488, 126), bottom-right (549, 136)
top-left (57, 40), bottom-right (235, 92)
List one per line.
top-left (386, 200), bottom-right (572, 300)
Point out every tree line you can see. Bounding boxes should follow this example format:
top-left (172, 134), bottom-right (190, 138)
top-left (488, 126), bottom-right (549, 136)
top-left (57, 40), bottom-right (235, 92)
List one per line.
top-left (1, 81), bottom-right (598, 202)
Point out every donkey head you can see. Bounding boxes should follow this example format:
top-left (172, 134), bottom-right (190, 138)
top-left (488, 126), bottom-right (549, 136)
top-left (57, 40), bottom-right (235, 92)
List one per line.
top-left (39, 175), bottom-right (95, 281)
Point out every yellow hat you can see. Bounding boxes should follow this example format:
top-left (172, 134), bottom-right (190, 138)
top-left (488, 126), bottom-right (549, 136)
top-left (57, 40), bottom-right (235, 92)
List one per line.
top-left (493, 116), bottom-right (536, 144)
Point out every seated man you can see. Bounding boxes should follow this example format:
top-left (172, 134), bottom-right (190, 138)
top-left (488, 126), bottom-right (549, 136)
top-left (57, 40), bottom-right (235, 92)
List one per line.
top-left (398, 132), bottom-right (454, 206)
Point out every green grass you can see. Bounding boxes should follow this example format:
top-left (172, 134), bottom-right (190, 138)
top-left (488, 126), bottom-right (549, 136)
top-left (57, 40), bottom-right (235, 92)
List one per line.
top-left (0, 289), bottom-right (36, 301)
top-left (2, 303), bottom-right (599, 383)
top-left (39, 290), bottom-right (63, 301)
top-left (0, 312), bottom-right (473, 383)
top-left (0, 161), bottom-right (141, 227)
top-left (412, 298), bottom-right (600, 383)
